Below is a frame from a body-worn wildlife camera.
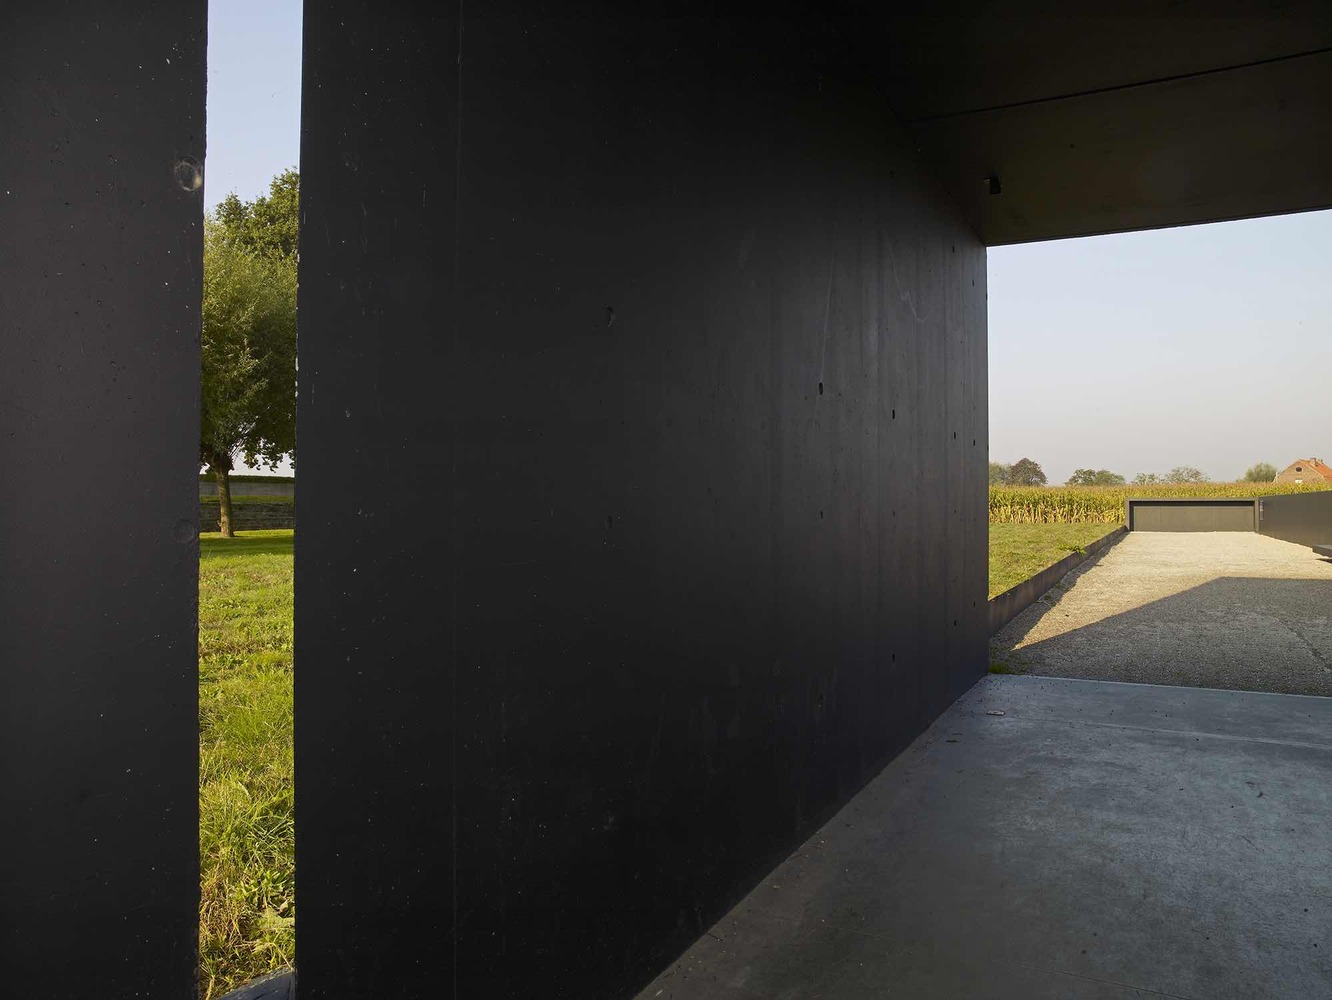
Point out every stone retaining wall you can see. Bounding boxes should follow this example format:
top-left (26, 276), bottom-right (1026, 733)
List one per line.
top-left (199, 501), bottom-right (294, 531)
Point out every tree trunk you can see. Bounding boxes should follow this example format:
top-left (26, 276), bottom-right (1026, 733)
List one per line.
top-left (213, 461), bottom-right (235, 538)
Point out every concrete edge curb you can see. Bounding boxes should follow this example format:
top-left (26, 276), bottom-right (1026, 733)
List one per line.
top-left (987, 526), bottom-right (1128, 636)
top-left (217, 969), bottom-right (295, 1000)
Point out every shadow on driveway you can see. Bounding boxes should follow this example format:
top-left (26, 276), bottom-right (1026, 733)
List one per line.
top-left (994, 576), bottom-right (1332, 696)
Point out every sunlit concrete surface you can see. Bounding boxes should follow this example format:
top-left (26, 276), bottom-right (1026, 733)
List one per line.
top-left (992, 533), bottom-right (1332, 695)
top-left (637, 676), bottom-right (1332, 1000)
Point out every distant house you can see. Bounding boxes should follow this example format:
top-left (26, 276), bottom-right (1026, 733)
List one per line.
top-left (1273, 458), bottom-right (1332, 485)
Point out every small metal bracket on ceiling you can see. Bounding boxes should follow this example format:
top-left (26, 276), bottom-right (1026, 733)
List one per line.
top-left (986, 174), bottom-right (1002, 195)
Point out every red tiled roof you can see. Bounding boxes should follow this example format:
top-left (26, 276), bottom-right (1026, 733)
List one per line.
top-left (1286, 458), bottom-right (1332, 481)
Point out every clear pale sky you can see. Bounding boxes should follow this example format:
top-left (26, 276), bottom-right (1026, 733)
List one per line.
top-left (990, 213), bottom-right (1332, 485)
top-left (207, 0), bottom-right (1330, 483)
top-left (206, 0), bottom-right (302, 474)
top-left (205, 0), bottom-right (302, 215)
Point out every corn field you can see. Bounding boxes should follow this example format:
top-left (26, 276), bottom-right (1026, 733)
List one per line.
top-left (990, 482), bottom-right (1330, 524)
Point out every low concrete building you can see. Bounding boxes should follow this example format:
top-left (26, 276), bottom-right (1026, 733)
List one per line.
top-left (1274, 458), bottom-right (1332, 485)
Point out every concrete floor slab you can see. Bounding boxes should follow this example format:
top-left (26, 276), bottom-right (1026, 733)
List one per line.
top-left (636, 676), bottom-right (1332, 1000)
top-left (992, 533), bottom-right (1332, 695)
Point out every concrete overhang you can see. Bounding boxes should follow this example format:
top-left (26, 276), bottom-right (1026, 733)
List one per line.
top-left (877, 2), bottom-right (1332, 245)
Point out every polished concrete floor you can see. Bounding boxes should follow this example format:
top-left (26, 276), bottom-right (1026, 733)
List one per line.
top-left (636, 675), bottom-right (1332, 1000)
top-left (992, 533), bottom-right (1332, 696)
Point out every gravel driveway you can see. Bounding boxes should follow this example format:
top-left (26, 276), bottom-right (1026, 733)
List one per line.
top-left (991, 532), bottom-right (1332, 695)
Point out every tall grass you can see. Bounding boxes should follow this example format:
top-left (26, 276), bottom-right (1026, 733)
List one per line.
top-left (990, 482), bottom-right (1329, 524)
top-left (199, 530), bottom-right (295, 1000)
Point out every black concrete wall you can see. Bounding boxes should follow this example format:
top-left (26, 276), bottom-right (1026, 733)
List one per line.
top-left (296, 5), bottom-right (987, 997)
top-left (1128, 499), bottom-right (1258, 532)
top-left (0, 3), bottom-right (205, 996)
top-left (1259, 492), bottom-right (1332, 548)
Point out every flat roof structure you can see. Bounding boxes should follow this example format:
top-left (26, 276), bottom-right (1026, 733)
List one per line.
top-left (878, 3), bottom-right (1332, 244)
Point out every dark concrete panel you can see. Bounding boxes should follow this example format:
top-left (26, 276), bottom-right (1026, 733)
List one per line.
top-left (0, 3), bottom-right (206, 996)
top-left (911, 51), bottom-right (1332, 245)
top-left (219, 969), bottom-right (295, 1000)
top-left (872, 2), bottom-right (1332, 244)
top-left (878, 1), bottom-right (1332, 122)
top-left (1129, 499), bottom-right (1257, 532)
top-left (296, 4), bottom-right (986, 997)
top-left (1259, 492), bottom-right (1332, 548)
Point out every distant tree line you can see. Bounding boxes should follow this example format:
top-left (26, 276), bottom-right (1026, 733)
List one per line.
top-left (1130, 467), bottom-right (1209, 485)
top-left (1134, 463), bottom-right (1279, 484)
top-left (1067, 469), bottom-right (1125, 486)
top-left (989, 458), bottom-right (1047, 486)
top-left (990, 458), bottom-right (1281, 488)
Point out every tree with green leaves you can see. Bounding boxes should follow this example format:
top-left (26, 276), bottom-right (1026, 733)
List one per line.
top-left (201, 170), bottom-right (299, 537)
top-left (212, 168), bottom-right (300, 260)
top-left (988, 461), bottom-right (1012, 485)
top-left (1243, 462), bottom-right (1277, 483)
top-left (1066, 468), bottom-right (1126, 486)
top-left (1132, 472), bottom-right (1160, 485)
top-left (1163, 465), bottom-right (1209, 484)
top-left (1008, 457), bottom-right (1047, 486)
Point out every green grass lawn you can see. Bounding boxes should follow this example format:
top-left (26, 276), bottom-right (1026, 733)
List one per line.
top-left (199, 529), bottom-right (294, 1000)
top-left (988, 522), bottom-right (1118, 598)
